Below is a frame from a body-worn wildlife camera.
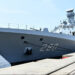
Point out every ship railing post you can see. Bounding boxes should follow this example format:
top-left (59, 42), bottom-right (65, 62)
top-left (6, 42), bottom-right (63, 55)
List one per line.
top-left (26, 25), bottom-right (27, 30)
top-left (8, 23), bottom-right (10, 28)
top-left (18, 24), bottom-right (19, 29)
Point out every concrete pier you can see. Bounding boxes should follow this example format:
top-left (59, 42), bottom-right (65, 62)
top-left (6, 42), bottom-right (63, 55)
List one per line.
top-left (0, 53), bottom-right (75, 74)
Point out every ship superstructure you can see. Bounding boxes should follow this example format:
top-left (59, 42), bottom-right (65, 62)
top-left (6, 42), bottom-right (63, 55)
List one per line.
top-left (53, 9), bottom-right (75, 35)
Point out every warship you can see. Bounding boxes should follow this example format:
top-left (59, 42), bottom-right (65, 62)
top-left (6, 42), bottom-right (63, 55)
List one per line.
top-left (0, 9), bottom-right (75, 65)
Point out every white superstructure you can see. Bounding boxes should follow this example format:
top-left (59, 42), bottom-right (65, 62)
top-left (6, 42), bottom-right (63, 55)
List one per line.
top-left (53, 9), bottom-right (75, 35)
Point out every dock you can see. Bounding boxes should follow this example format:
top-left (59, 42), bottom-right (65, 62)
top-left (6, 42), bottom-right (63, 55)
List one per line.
top-left (0, 53), bottom-right (75, 75)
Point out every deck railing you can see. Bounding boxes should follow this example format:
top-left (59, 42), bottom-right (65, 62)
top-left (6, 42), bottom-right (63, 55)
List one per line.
top-left (0, 23), bottom-right (43, 31)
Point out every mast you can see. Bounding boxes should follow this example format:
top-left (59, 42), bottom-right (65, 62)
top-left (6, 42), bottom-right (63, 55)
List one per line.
top-left (66, 9), bottom-right (75, 25)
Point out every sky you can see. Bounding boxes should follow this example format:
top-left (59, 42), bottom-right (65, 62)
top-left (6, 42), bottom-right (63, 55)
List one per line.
top-left (0, 0), bottom-right (75, 31)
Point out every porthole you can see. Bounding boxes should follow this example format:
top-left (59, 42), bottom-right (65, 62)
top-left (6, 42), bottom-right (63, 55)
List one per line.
top-left (21, 36), bottom-right (24, 39)
top-left (24, 41), bottom-right (28, 44)
top-left (40, 38), bottom-right (43, 41)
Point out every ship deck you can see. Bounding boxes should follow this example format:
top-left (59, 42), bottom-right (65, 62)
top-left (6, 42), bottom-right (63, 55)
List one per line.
top-left (0, 53), bottom-right (75, 75)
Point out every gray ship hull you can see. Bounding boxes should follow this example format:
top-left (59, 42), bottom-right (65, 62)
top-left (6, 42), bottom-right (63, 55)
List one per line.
top-left (0, 28), bottom-right (75, 63)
